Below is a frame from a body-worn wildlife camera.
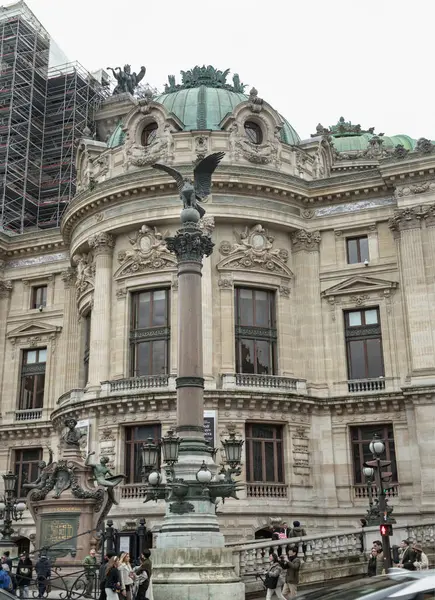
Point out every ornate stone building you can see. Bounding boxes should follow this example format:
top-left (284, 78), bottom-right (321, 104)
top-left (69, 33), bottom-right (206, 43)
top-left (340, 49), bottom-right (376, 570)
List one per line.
top-left (2, 66), bottom-right (434, 546)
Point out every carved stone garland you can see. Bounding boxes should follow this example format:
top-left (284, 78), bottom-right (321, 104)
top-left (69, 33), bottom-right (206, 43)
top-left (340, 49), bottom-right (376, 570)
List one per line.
top-left (228, 121), bottom-right (282, 167)
top-left (115, 224), bottom-right (177, 278)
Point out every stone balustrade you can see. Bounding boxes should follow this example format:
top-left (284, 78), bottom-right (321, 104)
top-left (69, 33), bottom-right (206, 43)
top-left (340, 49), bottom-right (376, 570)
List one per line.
top-left (228, 522), bottom-right (435, 593)
top-left (347, 378), bottom-right (386, 393)
top-left (246, 483), bottom-right (288, 498)
top-left (120, 484), bottom-right (147, 500)
top-left (354, 483), bottom-right (399, 499)
top-left (14, 408), bottom-right (42, 421)
top-left (222, 373), bottom-right (307, 393)
top-left (108, 375), bottom-right (173, 392)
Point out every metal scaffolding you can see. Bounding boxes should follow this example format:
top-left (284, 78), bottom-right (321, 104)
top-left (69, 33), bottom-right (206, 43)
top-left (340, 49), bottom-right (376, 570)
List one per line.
top-left (0, 1), bottom-right (108, 233)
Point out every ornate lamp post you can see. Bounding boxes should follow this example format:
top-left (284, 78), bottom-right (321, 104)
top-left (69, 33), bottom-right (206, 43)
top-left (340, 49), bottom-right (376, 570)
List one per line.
top-left (0, 472), bottom-right (26, 543)
top-left (365, 434), bottom-right (395, 570)
top-left (363, 466), bottom-right (374, 510)
top-left (147, 154), bottom-right (245, 600)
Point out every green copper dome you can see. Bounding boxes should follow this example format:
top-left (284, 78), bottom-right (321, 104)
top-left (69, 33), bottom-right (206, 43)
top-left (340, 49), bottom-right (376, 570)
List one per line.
top-left (333, 132), bottom-right (416, 153)
top-left (107, 123), bottom-right (126, 148)
top-left (154, 86), bottom-right (300, 145)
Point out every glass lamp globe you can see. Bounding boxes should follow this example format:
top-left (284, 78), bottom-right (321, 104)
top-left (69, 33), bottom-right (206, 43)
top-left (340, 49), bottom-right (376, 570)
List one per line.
top-left (196, 462), bottom-right (212, 484)
top-left (148, 471), bottom-right (161, 486)
top-left (0, 502), bottom-right (5, 512)
top-left (363, 467), bottom-right (374, 479)
top-left (218, 472), bottom-right (226, 482)
top-left (15, 502), bottom-right (26, 513)
top-left (369, 436), bottom-right (385, 456)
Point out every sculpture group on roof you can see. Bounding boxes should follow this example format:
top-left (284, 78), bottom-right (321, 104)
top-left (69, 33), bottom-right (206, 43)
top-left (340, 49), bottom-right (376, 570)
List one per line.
top-left (107, 64), bottom-right (146, 96)
top-left (164, 65), bottom-right (246, 94)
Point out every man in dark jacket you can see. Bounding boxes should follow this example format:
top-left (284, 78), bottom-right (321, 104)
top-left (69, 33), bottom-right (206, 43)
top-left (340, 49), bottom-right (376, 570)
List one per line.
top-left (35, 553), bottom-right (51, 598)
top-left (280, 547), bottom-right (301, 597)
top-left (16, 553), bottom-right (33, 598)
top-left (399, 540), bottom-right (416, 570)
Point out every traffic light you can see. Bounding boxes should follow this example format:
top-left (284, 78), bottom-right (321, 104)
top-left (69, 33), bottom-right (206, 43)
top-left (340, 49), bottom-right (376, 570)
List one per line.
top-left (381, 470), bottom-right (394, 494)
top-left (380, 523), bottom-right (393, 537)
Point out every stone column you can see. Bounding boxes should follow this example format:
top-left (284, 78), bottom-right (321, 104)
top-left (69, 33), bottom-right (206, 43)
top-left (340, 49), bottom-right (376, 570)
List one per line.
top-left (411, 397), bottom-right (435, 508)
top-left (200, 217), bottom-right (215, 383)
top-left (58, 269), bottom-right (80, 395)
top-left (86, 233), bottom-right (114, 391)
top-left (292, 230), bottom-right (327, 394)
top-left (218, 275), bottom-right (235, 374)
top-left (153, 208), bottom-right (244, 600)
top-left (389, 208), bottom-right (435, 379)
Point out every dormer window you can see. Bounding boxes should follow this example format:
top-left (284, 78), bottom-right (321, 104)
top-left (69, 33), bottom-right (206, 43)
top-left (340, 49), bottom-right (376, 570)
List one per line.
top-left (141, 122), bottom-right (158, 146)
top-left (244, 121), bottom-right (263, 145)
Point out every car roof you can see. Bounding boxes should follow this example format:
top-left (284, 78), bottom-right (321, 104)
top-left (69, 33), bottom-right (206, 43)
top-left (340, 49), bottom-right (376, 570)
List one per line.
top-left (389, 572), bottom-right (435, 597)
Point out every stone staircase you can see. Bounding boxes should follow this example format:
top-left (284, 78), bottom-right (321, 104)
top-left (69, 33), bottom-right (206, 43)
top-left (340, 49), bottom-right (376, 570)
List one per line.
top-left (226, 522), bottom-right (435, 595)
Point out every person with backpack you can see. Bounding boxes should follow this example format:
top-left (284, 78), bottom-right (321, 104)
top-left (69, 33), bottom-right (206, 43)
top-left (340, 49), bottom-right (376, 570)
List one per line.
top-left (16, 553), bottom-right (33, 598)
top-left (264, 554), bottom-right (285, 600)
top-left (281, 547), bottom-right (301, 597)
top-left (0, 564), bottom-right (12, 592)
top-left (35, 553), bottom-right (51, 598)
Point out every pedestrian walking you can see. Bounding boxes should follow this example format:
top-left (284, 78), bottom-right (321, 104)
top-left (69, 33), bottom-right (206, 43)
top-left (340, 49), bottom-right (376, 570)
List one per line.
top-left (133, 551), bottom-right (152, 600)
top-left (264, 554), bottom-right (285, 600)
top-left (35, 553), bottom-right (51, 598)
top-left (118, 553), bottom-right (133, 600)
top-left (367, 548), bottom-right (377, 577)
top-left (16, 553), bottom-right (32, 598)
top-left (281, 547), bottom-right (301, 597)
top-left (98, 553), bottom-right (115, 600)
top-left (83, 548), bottom-right (97, 598)
top-left (104, 556), bottom-right (124, 600)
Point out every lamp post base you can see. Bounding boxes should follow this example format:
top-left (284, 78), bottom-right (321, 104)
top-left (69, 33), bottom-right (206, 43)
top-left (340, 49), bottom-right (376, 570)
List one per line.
top-left (152, 547), bottom-right (245, 600)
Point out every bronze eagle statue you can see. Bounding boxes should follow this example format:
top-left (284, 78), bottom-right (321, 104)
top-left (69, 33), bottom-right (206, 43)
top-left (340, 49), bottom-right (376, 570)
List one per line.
top-left (152, 152), bottom-right (225, 217)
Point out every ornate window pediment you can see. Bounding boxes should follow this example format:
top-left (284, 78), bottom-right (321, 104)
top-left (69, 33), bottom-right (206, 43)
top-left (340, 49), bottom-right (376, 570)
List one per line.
top-left (322, 275), bottom-right (398, 302)
top-left (8, 321), bottom-right (62, 340)
top-left (115, 224), bottom-right (177, 280)
top-left (217, 224), bottom-right (293, 279)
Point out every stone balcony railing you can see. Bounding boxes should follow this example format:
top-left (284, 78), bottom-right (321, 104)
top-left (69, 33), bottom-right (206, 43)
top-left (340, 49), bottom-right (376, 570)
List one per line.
top-left (246, 483), bottom-right (288, 498)
top-left (107, 375), bottom-right (175, 393)
top-left (228, 522), bottom-right (435, 592)
top-left (120, 484), bottom-right (147, 500)
top-left (353, 483), bottom-right (399, 500)
top-left (348, 378), bottom-right (386, 393)
top-left (222, 373), bottom-right (307, 393)
top-left (14, 408), bottom-right (43, 421)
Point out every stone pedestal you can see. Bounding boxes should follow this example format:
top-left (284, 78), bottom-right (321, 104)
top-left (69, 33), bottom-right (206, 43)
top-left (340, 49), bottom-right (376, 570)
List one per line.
top-left (153, 548), bottom-right (244, 600)
top-left (27, 447), bottom-right (111, 565)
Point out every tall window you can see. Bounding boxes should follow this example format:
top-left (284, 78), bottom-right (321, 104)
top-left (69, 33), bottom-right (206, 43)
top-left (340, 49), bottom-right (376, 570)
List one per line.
top-left (350, 424), bottom-right (397, 485)
top-left (31, 285), bottom-right (47, 309)
top-left (141, 122), bottom-right (158, 146)
top-left (125, 424), bottom-right (162, 483)
top-left (235, 288), bottom-right (277, 375)
top-left (19, 348), bottom-right (46, 409)
top-left (83, 314), bottom-right (91, 386)
top-left (130, 290), bottom-right (170, 377)
top-left (245, 424), bottom-right (284, 483)
top-left (346, 236), bottom-right (369, 264)
top-left (345, 308), bottom-right (384, 380)
top-left (244, 121), bottom-right (263, 145)
top-left (14, 448), bottom-right (42, 497)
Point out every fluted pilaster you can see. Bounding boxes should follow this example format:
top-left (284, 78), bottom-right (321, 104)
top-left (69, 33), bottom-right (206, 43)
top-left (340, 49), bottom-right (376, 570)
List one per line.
top-left (87, 233), bottom-right (114, 389)
top-left (0, 281), bottom-right (12, 396)
top-left (389, 208), bottom-right (435, 374)
top-left (292, 230), bottom-right (326, 392)
top-left (57, 269), bottom-right (81, 396)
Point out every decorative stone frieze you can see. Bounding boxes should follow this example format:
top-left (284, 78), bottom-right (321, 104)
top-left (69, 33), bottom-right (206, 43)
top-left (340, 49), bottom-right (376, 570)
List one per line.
top-left (72, 253), bottom-right (95, 296)
top-left (0, 280), bottom-right (12, 298)
top-left (8, 321), bottom-right (62, 359)
top-left (291, 229), bottom-right (321, 252)
top-left (279, 286), bottom-right (290, 298)
top-left (194, 136), bottom-right (209, 162)
top-left (199, 216), bottom-right (215, 234)
top-left (61, 268), bottom-right (76, 288)
top-left (394, 182), bottom-right (435, 198)
top-left (388, 206), bottom-right (427, 232)
top-left (116, 224), bottom-right (176, 278)
top-left (217, 224), bottom-right (292, 277)
top-left (88, 232), bottom-right (115, 254)
top-left (228, 121), bottom-right (281, 167)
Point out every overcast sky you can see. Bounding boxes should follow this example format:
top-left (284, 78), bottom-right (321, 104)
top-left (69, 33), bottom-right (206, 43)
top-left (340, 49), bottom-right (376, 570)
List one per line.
top-left (23, 0), bottom-right (435, 141)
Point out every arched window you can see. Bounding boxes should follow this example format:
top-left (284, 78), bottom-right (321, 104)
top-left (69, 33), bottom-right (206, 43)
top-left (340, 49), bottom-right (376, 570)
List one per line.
top-left (141, 122), bottom-right (158, 146)
top-left (244, 121), bottom-right (263, 145)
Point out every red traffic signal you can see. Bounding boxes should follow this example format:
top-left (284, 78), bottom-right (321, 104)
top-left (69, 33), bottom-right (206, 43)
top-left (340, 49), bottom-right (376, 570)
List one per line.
top-left (380, 523), bottom-right (393, 537)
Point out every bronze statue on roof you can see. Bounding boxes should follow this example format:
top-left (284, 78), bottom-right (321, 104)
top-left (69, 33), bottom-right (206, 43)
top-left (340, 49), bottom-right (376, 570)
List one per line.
top-left (107, 64), bottom-right (146, 96)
